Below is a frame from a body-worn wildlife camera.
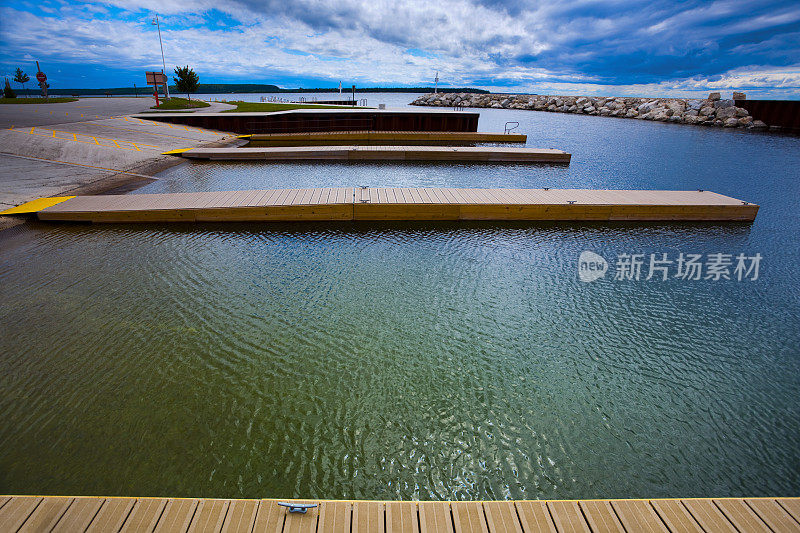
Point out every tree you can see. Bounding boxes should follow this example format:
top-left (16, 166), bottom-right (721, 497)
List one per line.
top-left (173, 65), bottom-right (199, 101)
top-left (3, 78), bottom-right (16, 98)
top-left (13, 68), bottom-right (29, 97)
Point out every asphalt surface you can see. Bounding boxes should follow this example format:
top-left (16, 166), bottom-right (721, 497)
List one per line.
top-left (0, 97), bottom-right (156, 129)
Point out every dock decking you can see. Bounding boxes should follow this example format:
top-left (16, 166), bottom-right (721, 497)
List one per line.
top-left (242, 131), bottom-right (527, 146)
top-left (166, 146), bottom-right (569, 163)
top-left (10, 188), bottom-right (759, 223)
top-left (1, 496), bottom-right (798, 532)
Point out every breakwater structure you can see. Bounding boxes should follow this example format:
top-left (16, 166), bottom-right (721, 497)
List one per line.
top-left (412, 92), bottom-right (800, 132)
top-left (133, 109), bottom-right (481, 135)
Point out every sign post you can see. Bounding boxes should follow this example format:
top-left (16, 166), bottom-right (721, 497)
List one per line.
top-left (145, 71), bottom-right (167, 106)
top-left (35, 61), bottom-right (47, 99)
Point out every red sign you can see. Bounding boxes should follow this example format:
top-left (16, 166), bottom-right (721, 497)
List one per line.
top-left (145, 71), bottom-right (167, 85)
top-left (36, 71), bottom-right (47, 83)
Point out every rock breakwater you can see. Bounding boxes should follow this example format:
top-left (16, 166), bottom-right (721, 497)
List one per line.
top-left (411, 92), bottom-right (768, 130)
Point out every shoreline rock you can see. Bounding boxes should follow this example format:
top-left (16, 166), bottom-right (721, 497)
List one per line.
top-left (411, 92), bottom-right (771, 130)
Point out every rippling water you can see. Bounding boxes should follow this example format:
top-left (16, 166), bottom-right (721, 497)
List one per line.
top-left (1, 100), bottom-right (799, 500)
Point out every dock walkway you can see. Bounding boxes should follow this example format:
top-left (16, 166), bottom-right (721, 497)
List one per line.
top-left (2, 188), bottom-right (759, 223)
top-left (166, 146), bottom-right (569, 163)
top-left (1, 496), bottom-right (798, 532)
top-left (241, 131), bottom-right (527, 146)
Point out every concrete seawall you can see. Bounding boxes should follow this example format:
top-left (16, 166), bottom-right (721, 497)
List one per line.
top-left (412, 92), bottom-right (789, 131)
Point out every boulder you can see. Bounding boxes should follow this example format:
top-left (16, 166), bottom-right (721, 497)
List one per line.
top-left (750, 120), bottom-right (768, 130)
top-left (699, 106), bottom-right (715, 116)
top-left (732, 91), bottom-right (746, 100)
top-left (724, 117), bottom-right (739, 127)
top-left (584, 106), bottom-right (596, 113)
top-left (735, 107), bottom-right (749, 117)
top-left (714, 99), bottom-right (734, 109)
top-left (708, 92), bottom-right (721, 100)
top-left (738, 116), bottom-right (753, 126)
top-left (716, 107), bottom-right (737, 119)
top-left (687, 99), bottom-right (704, 111)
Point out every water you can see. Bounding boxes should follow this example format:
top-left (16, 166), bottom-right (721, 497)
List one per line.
top-left (1, 95), bottom-right (799, 501)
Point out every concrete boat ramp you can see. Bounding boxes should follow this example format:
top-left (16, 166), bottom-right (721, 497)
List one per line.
top-left (2, 188), bottom-right (758, 223)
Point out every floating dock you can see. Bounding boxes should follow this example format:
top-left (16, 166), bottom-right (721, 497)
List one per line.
top-left (165, 146), bottom-right (569, 163)
top-left (0, 496), bottom-right (798, 532)
top-left (242, 131), bottom-right (527, 146)
top-left (3, 188), bottom-right (758, 223)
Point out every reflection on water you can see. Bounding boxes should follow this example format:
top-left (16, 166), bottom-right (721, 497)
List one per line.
top-left (1, 104), bottom-right (799, 500)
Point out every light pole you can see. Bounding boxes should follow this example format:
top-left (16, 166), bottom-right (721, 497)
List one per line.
top-left (152, 14), bottom-right (170, 98)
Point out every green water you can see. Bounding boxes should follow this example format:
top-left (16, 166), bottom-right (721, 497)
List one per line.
top-left (1, 107), bottom-right (799, 500)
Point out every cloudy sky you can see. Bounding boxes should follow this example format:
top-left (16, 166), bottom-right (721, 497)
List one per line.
top-left (1, 0), bottom-right (799, 97)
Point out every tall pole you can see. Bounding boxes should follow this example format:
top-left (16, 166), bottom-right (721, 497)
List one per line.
top-left (434, 71), bottom-right (439, 94)
top-left (154, 14), bottom-right (169, 98)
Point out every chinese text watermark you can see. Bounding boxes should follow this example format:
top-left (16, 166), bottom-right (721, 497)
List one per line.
top-left (578, 251), bottom-right (761, 283)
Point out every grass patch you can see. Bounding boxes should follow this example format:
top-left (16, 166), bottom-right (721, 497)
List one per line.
top-left (0, 97), bottom-right (78, 104)
top-left (151, 97), bottom-right (210, 110)
top-left (221, 101), bottom-right (368, 112)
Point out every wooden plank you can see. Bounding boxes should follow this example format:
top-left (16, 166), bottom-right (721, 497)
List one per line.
top-left (352, 501), bottom-right (385, 533)
top-left (52, 497), bottom-right (105, 532)
top-left (188, 499), bottom-right (229, 533)
top-left (252, 500), bottom-right (285, 533)
top-left (452, 501), bottom-right (489, 533)
top-left (745, 498), bottom-right (800, 532)
top-left (419, 501), bottom-right (453, 533)
top-left (155, 499), bottom-right (200, 533)
top-left (777, 499), bottom-right (800, 524)
top-left (18, 497), bottom-right (73, 533)
top-left (515, 501), bottom-right (556, 533)
top-left (484, 501), bottom-right (523, 533)
top-left (317, 501), bottom-right (352, 533)
top-left (649, 499), bottom-right (703, 532)
top-left (121, 498), bottom-right (168, 532)
top-left (714, 498), bottom-right (771, 532)
top-left (386, 501), bottom-right (419, 533)
top-left (610, 500), bottom-right (667, 532)
top-left (546, 501), bottom-right (590, 533)
top-left (86, 497), bottom-right (136, 533)
top-left (0, 497), bottom-right (42, 532)
top-left (222, 499), bottom-right (259, 533)
top-left (578, 500), bottom-right (625, 532)
top-left (681, 499), bottom-right (737, 533)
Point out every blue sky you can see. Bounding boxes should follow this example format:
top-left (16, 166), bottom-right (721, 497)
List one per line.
top-left (1, 0), bottom-right (799, 97)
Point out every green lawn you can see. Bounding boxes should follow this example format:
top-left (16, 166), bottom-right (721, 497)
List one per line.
top-left (150, 97), bottom-right (210, 110)
top-left (221, 101), bottom-right (367, 112)
top-left (0, 97), bottom-right (78, 104)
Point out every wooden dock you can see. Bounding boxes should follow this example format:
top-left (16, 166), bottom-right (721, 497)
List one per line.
top-left (1, 496), bottom-right (798, 532)
top-left (165, 146), bottom-right (569, 163)
top-left (242, 131), bottom-right (527, 146)
top-left (4, 188), bottom-right (759, 223)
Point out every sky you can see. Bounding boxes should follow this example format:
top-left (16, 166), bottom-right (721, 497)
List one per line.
top-left (1, 0), bottom-right (799, 98)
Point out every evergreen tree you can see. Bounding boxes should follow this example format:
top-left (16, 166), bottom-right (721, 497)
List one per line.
top-left (13, 68), bottom-right (29, 96)
top-left (173, 66), bottom-right (199, 101)
top-left (4, 78), bottom-right (16, 98)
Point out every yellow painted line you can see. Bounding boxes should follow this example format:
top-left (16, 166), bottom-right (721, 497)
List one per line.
top-left (237, 134), bottom-right (252, 139)
top-left (1, 196), bottom-right (75, 215)
top-left (9, 127), bottom-right (161, 152)
top-left (162, 148), bottom-right (191, 155)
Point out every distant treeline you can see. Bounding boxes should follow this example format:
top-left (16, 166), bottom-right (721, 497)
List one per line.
top-left (16, 84), bottom-right (490, 96)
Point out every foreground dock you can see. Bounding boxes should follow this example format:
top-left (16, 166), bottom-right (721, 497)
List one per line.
top-left (242, 131), bottom-right (527, 146)
top-left (165, 146), bottom-right (570, 163)
top-left (0, 496), bottom-right (798, 532)
top-left (2, 188), bottom-right (758, 223)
